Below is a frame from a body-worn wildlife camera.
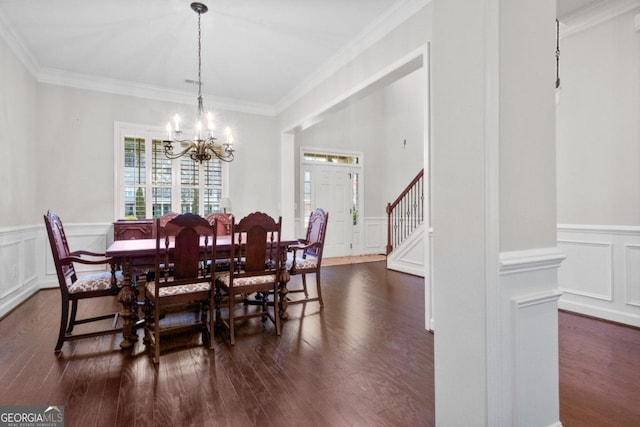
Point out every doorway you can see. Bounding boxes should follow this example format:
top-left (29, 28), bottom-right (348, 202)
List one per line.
top-left (300, 150), bottom-right (363, 258)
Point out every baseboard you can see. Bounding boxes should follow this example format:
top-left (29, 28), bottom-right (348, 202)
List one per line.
top-left (0, 282), bottom-right (39, 320)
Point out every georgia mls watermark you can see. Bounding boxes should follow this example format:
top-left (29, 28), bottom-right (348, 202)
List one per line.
top-left (0, 406), bottom-right (64, 427)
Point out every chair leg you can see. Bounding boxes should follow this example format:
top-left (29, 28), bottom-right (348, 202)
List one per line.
top-left (273, 285), bottom-right (280, 336)
top-left (209, 297), bottom-right (215, 349)
top-left (153, 305), bottom-right (161, 364)
top-left (229, 292), bottom-right (235, 346)
top-left (301, 274), bottom-right (309, 298)
top-left (66, 299), bottom-right (78, 334)
top-left (143, 299), bottom-right (152, 345)
top-left (55, 299), bottom-right (70, 352)
top-left (316, 271), bottom-right (324, 306)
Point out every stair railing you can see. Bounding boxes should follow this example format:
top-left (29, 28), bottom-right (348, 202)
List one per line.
top-left (386, 169), bottom-right (424, 255)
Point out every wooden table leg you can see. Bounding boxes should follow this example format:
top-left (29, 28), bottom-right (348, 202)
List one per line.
top-left (117, 259), bottom-right (138, 349)
top-left (279, 270), bottom-right (290, 320)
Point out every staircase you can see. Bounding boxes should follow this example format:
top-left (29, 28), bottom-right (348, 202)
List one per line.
top-left (386, 169), bottom-right (426, 276)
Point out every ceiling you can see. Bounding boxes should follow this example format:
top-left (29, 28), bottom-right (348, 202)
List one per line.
top-left (0, 0), bottom-right (619, 114)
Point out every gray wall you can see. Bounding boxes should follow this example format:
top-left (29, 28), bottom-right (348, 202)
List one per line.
top-left (2, 66), bottom-right (281, 226)
top-left (557, 8), bottom-right (640, 226)
top-left (1, 35), bottom-right (39, 226)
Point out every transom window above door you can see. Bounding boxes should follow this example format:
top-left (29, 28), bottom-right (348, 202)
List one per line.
top-left (114, 122), bottom-right (228, 220)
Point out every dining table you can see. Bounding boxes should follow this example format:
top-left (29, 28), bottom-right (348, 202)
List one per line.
top-left (106, 234), bottom-right (297, 349)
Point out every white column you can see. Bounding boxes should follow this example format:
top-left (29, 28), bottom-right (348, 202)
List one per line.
top-left (431, 0), bottom-right (563, 425)
top-left (280, 132), bottom-right (296, 239)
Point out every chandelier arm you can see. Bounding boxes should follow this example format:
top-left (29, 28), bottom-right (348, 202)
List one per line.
top-left (204, 142), bottom-right (234, 162)
top-left (164, 141), bottom-right (197, 160)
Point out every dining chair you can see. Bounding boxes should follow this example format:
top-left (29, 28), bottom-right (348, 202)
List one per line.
top-left (286, 208), bottom-right (329, 306)
top-left (143, 213), bottom-right (216, 364)
top-left (205, 212), bottom-right (232, 236)
top-left (155, 212), bottom-right (179, 237)
top-left (204, 212), bottom-right (233, 273)
top-left (215, 212), bottom-right (282, 345)
top-left (44, 210), bottom-right (123, 353)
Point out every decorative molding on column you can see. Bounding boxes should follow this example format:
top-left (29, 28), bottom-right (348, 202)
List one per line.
top-left (500, 247), bottom-right (566, 275)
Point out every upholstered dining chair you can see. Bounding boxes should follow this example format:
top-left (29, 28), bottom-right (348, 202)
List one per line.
top-left (286, 208), bottom-right (329, 306)
top-left (143, 213), bottom-right (216, 364)
top-left (215, 212), bottom-right (282, 345)
top-left (44, 210), bottom-right (123, 353)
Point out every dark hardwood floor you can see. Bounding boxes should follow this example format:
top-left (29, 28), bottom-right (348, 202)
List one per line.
top-left (1, 261), bottom-right (638, 426)
top-left (0, 262), bottom-right (433, 427)
top-left (559, 310), bottom-right (640, 426)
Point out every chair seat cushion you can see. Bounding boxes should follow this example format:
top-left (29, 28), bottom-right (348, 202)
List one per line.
top-left (216, 272), bottom-right (277, 288)
top-left (286, 254), bottom-right (318, 271)
top-left (68, 270), bottom-right (124, 294)
top-left (146, 280), bottom-right (211, 297)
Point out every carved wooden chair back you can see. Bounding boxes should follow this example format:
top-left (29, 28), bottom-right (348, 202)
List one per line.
top-left (215, 212), bottom-right (282, 345)
top-left (144, 212), bottom-right (216, 363)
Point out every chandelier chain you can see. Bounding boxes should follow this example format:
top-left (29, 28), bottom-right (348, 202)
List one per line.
top-left (197, 9), bottom-right (202, 103)
top-left (163, 2), bottom-right (235, 163)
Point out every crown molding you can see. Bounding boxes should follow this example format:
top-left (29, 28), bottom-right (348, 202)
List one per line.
top-left (0, 0), bottom-right (432, 117)
top-left (273, 0), bottom-right (432, 115)
top-left (36, 68), bottom-right (276, 116)
top-left (0, 8), bottom-right (39, 77)
top-left (560, 0), bottom-right (640, 38)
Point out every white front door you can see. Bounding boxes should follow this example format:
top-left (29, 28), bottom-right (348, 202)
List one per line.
top-left (314, 164), bottom-right (352, 258)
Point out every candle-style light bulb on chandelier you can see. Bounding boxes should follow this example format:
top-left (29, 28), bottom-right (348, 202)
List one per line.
top-left (164, 2), bottom-right (235, 163)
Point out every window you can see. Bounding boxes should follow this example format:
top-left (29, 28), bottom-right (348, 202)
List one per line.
top-left (302, 170), bottom-right (312, 227)
top-left (115, 123), bottom-right (227, 219)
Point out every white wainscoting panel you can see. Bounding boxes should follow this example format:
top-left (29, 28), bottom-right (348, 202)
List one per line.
top-left (557, 225), bottom-right (640, 327)
top-left (512, 290), bottom-right (563, 427)
top-left (626, 244), bottom-right (640, 307)
top-left (498, 247), bottom-right (564, 427)
top-left (0, 222), bottom-right (115, 319)
top-left (0, 225), bottom-right (42, 318)
top-left (294, 216), bottom-right (386, 256)
top-left (363, 217), bottom-right (386, 255)
top-left (557, 240), bottom-right (613, 301)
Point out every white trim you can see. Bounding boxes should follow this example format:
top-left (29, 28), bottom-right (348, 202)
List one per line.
top-left (558, 224), bottom-right (640, 235)
top-left (557, 225), bottom-right (640, 328)
top-left (0, 10), bottom-right (39, 77)
top-left (275, 0), bottom-right (432, 114)
top-left (626, 244), bottom-right (640, 307)
top-left (557, 239), bottom-right (613, 301)
top-left (559, 299), bottom-right (640, 328)
top-left (560, 0), bottom-right (640, 38)
top-left (0, 0), bottom-right (431, 116)
top-left (513, 290), bottom-right (564, 309)
top-left (38, 68), bottom-right (276, 116)
top-left (484, 0), bottom-right (502, 422)
top-left (282, 46), bottom-right (426, 134)
top-left (500, 247), bottom-right (566, 275)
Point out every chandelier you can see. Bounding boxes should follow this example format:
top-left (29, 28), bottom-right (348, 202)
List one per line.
top-left (164, 2), bottom-right (235, 163)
